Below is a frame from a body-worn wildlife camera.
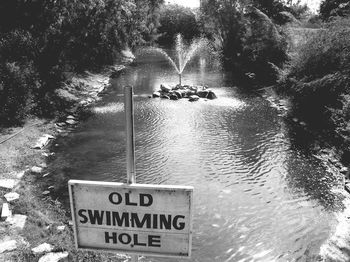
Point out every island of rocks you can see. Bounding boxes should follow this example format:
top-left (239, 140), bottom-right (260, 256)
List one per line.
top-left (151, 84), bottom-right (217, 102)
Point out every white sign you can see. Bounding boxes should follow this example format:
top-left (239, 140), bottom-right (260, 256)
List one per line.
top-left (68, 180), bottom-right (193, 257)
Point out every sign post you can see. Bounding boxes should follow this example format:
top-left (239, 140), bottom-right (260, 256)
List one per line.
top-left (68, 86), bottom-right (193, 260)
top-left (124, 86), bottom-right (138, 262)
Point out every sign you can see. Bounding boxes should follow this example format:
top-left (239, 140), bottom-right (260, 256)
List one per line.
top-left (68, 180), bottom-right (193, 257)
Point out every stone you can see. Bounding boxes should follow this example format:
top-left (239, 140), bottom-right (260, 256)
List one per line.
top-left (189, 95), bottom-right (200, 102)
top-left (31, 166), bottom-right (43, 174)
top-left (174, 91), bottom-right (182, 99)
top-left (32, 243), bottom-right (54, 255)
top-left (66, 119), bottom-right (77, 125)
top-left (56, 225), bottom-right (65, 231)
top-left (0, 240), bottom-right (17, 254)
top-left (0, 179), bottom-right (19, 189)
top-left (340, 167), bottom-right (349, 174)
top-left (42, 191), bottom-right (50, 195)
top-left (1, 203), bottom-right (11, 219)
top-left (207, 91), bottom-right (217, 100)
top-left (197, 90), bottom-right (209, 98)
top-left (152, 91), bottom-right (161, 98)
top-left (6, 214), bottom-right (27, 230)
top-left (4, 192), bottom-right (19, 202)
top-left (160, 84), bottom-right (172, 93)
top-left (38, 251), bottom-right (69, 262)
top-left (15, 170), bottom-right (27, 179)
top-left (169, 93), bottom-right (178, 100)
top-left (48, 186), bottom-right (54, 190)
top-left (161, 95), bottom-right (170, 99)
top-left (66, 115), bottom-right (75, 120)
top-left (42, 173), bottom-right (50, 178)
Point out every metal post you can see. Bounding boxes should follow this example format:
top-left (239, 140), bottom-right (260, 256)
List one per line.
top-left (179, 73), bottom-right (182, 86)
top-left (124, 86), bottom-right (138, 262)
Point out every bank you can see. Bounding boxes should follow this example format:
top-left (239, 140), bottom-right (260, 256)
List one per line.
top-left (0, 60), bottom-right (133, 261)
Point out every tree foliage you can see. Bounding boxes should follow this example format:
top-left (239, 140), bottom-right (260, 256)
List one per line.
top-left (320, 0), bottom-right (350, 20)
top-left (157, 4), bottom-right (201, 45)
top-left (0, 0), bottom-right (163, 125)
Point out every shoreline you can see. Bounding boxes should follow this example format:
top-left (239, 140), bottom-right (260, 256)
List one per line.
top-left (0, 63), bottom-right (131, 261)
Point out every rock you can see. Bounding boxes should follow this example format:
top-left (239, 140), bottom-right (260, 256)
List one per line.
top-left (56, 225), bottom-right (65, 231)
top-left (38, 251), bottom-right (69, 262)
top-left (6, 214), bottom-right (27, 230)
top-left (55, 122), bottom-right (66, 127)
top-left (16, 170), bottom-right (27, 179)
top-left (152, 91), bottom-right (161, 98)
top-left (0, 240), bottom-right (17, 254)
top-left (169, 93), bottom-right (178, 100)
top-left (66, 119), bottom-right (77, 125)
top-left (174, 91), bottom-right (182, 99)
top-left (160, 84), bottom-right (172, 93)
top-left (207, 91), bottom-right (217, 100)
top-left (32, 243), bottom-right (54, 255)
top-left (66, 115), bottom-right (75, 120)
top-left (197, 90), bottom-right (209, 98)
top-left (161, 94), bottom-right (170, 99)
top-left (300, 121), bottom-right (307, 126)
top-left (189, 95), bottom-right (200, 102)
top-left (42, 191), bottom-right (50, 195)
top-left (4, 192), bottom-right (19, 202)
top-left (31, 166), bottom-right (43, 174)
top-left (292, 118), bottom-right (298, 122)
top-left (1, 203), bottom-right (11, 219)
top-left (32, 134), bottom-right (54, 149)
top-left (0, 179), bottom-right (19, 189)
top-left (42, 173), bottom-right (50, 178)
top-left (340, 167), bottom-right (349, 174)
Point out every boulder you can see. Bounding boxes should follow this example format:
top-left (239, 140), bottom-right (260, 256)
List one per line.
top-left (1, 203), bottom-right (11, 219)
top-left (189, 95), bottom-right (200, 102)
top-left (31, 166), bottom-right (43, 174)
top-left (169, 93), bottom-right (178, 100)
top-left (174, 91), bottom-right (182, 99)
top-left (161, 94), bottom-right (170, 99)
top-left (0, 179), bottom-right (19, 189)
top-left (207, 91), bottom-right (217, 100)
top-left (152, 91), bottom-right (161, 98)
top-left (160, 84), bottom-right (172, 93)
top-left (197, 90), bottom-right (209, 98)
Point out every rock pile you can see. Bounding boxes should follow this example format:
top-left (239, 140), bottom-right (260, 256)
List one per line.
top-left (152, 84), bottom-right (217, 102)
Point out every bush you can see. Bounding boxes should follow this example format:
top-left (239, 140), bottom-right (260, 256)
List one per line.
top-left (0, 62), bottom-right (40, 125)
top-left (280, 17), bottom-right (350, 128)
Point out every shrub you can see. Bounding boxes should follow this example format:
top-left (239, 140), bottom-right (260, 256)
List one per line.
top-left (0, 62), bottom-right (40, 125)
top-left (280, 17), bottom-right (350, 128)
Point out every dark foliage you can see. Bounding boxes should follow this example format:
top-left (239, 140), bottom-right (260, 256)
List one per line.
top-left (0, 0), bottom-right (163, 126)
top-left (157, 4), bottom-right (201, 46)
top-left (279, 18), bottom-right (350, 131)
top-left (320, 0), bottom-right (350, 21)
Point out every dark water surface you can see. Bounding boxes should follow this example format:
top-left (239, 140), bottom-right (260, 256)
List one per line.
top-left (51, 55), bottom-right (345, 261)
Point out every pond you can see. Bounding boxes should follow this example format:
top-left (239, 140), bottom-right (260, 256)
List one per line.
top-left (51, 52), bottom-right (345, 261)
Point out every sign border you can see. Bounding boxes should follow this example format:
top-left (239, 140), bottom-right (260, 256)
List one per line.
top-left (68, 179), bottom-right (193, 258)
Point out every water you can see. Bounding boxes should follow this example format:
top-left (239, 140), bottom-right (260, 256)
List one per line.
top-left (51, 53), bottom-right (346, 261)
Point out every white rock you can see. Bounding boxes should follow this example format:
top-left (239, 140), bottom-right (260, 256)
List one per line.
top-left (66, 115), bottom-right (75, 120)
top-left (4, 192), bottom-right (20, 202)
top-left (0, 179), bottom-right (18, 189)
top-left (6, 214), bottom-right (27, 230)
top-left (38, 251), bottom-right (69, 262)
top-left (32, 243), bottom-right (54, 254)
top-left (31, 166), bottom-right (43, 174)
top-left (16, 170), bottom-right (27, 179)
top-left (0, 240), bottom-right (17, 254)
top-left (32, 134), bottom-right (54, 149)
top-left (56, 225), bottom-right (65, 231)
top-left (65, 119), bottom-right (77, 125)
top-left (1, 203), bottom-right (11, 219)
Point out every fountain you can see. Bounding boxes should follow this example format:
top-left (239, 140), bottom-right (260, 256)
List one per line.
top-left (140, 34), bottom-right (217, 101)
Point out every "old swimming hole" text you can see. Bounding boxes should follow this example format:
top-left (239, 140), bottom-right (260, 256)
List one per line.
top-left (77, 191), bottom-right (187, 248)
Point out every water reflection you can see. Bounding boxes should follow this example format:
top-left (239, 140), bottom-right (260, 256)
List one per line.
top-left (49, 53), bottom-right (343, 261)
